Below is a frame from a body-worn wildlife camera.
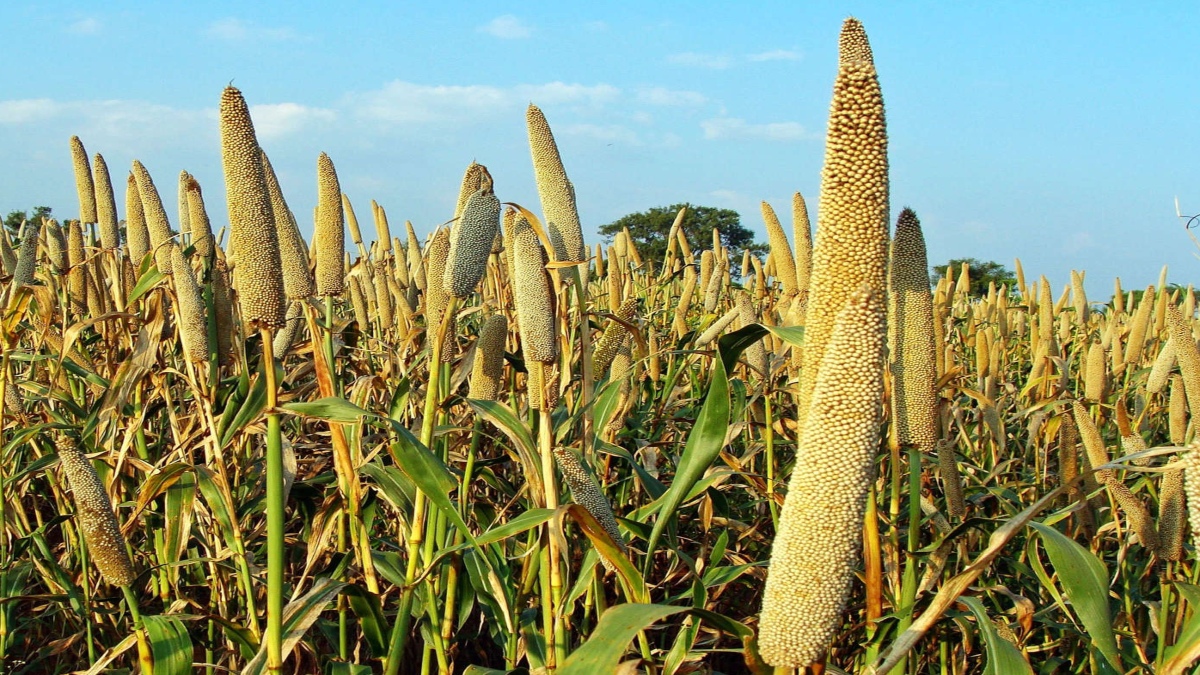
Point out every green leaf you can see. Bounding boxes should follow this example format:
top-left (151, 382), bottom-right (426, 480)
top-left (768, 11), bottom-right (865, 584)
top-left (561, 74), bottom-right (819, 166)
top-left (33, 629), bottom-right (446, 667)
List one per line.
top-left (465, 399), bottom-right (542, 498)
top-left (764, 324), bottom-right (805, 348)
top-left (559, 604), bottom-right (688, 675)
top-left (328, 663), bottom-right (374, 675)
top-left (242, 578), bottom-right (348, 675)
top-left (142, 615), bottom-right (193, 675)
top-left (592, 376), bottom-right (625, 436)
top-left (127, 264), bottom-right (165, 305)
top-left (342, 584), bottom-right (387, 656)
top-left (463, 667), bottom-right (528, 675)
top-left (643, 356), bottom-right (729, 573)
top-left (717, 323), bottom-right (768, 373)
top-left (283, 396), bottom-right (376, 423)
top-left (958, 596), bottom-right (1032, 675)
top-left (219, 372), bottom-right (267, 449)
top-left (1163, 582), bottom-right (1200, 674)
top-left (1028, 521), bottom-right (1121, 672)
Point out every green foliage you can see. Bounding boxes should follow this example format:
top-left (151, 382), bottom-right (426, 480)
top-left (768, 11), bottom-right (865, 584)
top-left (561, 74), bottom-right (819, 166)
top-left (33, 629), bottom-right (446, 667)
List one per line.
top-left (598, 204), bottom-right (766, 267)
top-left (931, 257), bottom-right (1017, 295)
top-left (4, 206), bottom-right (53, 240)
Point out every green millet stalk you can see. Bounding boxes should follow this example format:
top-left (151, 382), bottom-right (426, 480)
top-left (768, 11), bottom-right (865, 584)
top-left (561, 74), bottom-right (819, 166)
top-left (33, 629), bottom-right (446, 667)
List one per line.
top-left (446, 168), bottom-right (500, 298)
top-left (132, 160), bottom-right (177, 274)
top-left (125, 172), bottom-right (151, 267)
top-left (759, 288), bottom-right (886, 668)
top-left (70, 136), bottom-right (97, 224)
top-left (57, 436), bottom-right (136, 587)
top-left (315, 152), bottom-right (345, 297)
top-left (797, 17), bottom-right (890, 438)
top-left (93, 153), bottom-right (120, 250)
top-left (261, 150), bottom-right (315, 301)
top-left (219, 86), bottom-right (286, 330)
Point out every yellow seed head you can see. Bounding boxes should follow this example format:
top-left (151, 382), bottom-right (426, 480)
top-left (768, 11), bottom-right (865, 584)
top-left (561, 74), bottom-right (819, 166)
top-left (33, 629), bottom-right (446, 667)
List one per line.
top-left (793, 191), bottom-right (812, 298)
top-left (406, 220), bottom-right (426, 292)
top-left (45, 219), bottom-right (68, 273)
top-left (1084, 341), bottom-right (1107, 402)
top-left (469, 314), bottom-right (508, 401)
top-left (1072, 401), bottom-right (1111, 482)
top-left (554, 447), bottom-right (628, 565)
top-left (527, 104), bottom-right (586, 282)
top-left (315, 152), bottom-right (346, 296)
top-left (177, 171), bottom-right (192, 241)
top-left (512, 213), bottom-right (557, 363)
top-left (446, 168), bottom-right (500, 298)
top-left (92, 153), bottom-right (120, 250)
top-left (888, 208), bottom-right (938, 452)
top-left (373, 261), bottom-right (394, 330)
top-left (797, 18), bottom-right (889, 440)
top-left (371, 200), bottom-right (392, 257)
top-left (1171, 375), bottom-right (1188, 445)
top-left (261, 150), bottom-right (315, 300)
top-left (1147, 338), bottom-right (1176, 395)
top-left (219, 86), bottom-right (286, 330)
top-left (0, 228), bottom-right (16, 275)
top-left (838, 16), bottom-right (874, 65)
top-left (1159, 466), bottom-right (1186, 561)
top-left (171, 245), bottom-right (210, 363)
top-left (594, 298), bottom-right (637, 374)
top-left (762, 201), bottom-right (798, 297)
top-left (1168, 303), bottom-right (1200, 417)
top-left (132, 160), bottom-right (177, 274)
top-left (125, 172), bottom-right (151, 266)
top-left (185, 177), bottom-right (215, 262)
top-left (453, 161), bottom-right (487, 222)
top-left (57, 437), bottom-right (136, 587)
top-left (759, 287), bottom-right (886, 668)
top-left (425, 227), bottom-right (455, 358)
top-left (13, 220), bottom-right (41, 287)
top-left (70, 136), bottom-right (97, 223)
top-left (67, 220), bottom-right (87, 312)
top-left (938, 440), bottom-right (965, 518)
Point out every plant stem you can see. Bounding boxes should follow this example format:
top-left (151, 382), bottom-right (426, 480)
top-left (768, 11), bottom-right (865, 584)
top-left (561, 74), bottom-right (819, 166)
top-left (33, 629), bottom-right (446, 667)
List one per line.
top-left (261, 328), bottom-right (284, 672)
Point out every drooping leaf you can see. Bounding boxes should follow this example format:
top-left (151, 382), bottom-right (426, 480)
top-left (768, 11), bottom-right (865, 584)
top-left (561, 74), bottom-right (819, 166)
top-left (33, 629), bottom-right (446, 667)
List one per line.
top-left (958, 596), bottom-right (1032, 675)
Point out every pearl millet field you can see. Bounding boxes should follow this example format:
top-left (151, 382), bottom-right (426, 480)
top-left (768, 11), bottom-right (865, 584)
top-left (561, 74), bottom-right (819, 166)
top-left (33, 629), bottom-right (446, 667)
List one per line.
top-left (0, 16), bottom-right (1196, 675)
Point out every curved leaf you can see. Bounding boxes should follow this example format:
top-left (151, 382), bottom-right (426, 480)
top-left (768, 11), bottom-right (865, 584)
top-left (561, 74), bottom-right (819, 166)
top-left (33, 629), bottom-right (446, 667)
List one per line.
top-left (958, 596), bottom-right (1032, 675)
top-left (559, 604), bottom-right (688, 675)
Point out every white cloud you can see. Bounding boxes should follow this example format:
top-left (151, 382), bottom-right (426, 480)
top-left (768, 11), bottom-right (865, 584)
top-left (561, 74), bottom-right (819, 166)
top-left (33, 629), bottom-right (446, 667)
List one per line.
top-left (561, 123), bottom-right (640, 145)
top-left (0, 99), bottom-right (60, 125)
top-left (636, 87), bottom-right (706, 107)
top-left (478, 15), bottom-right (533, 39)
top-left (747, 49), bottom-right (802, 62)
top-left (348, 80), bottom-right (619, 127)
top-left (667, 52), bottom-right (732, 70)
top-left (67, 17), bottom-right (101, 35)
top-left (249, 103), bottom-right (336, 140)
top-left (205, 18), bottom-right (299, 42)
top-left (700, 117), bottom-right (811, 142)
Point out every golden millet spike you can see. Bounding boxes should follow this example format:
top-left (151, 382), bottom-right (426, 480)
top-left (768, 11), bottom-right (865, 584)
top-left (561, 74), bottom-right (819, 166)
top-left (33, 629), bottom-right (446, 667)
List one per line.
top-left (92, 153), bottom-right (120, 250)
top-left (132, 160), bottom-right (177, 274)
top-left (12, 219), bottom-right (40, 287)
top-left (171, 245), bottom-right (210, 363)
top-left (185, 176), bottom-right (215, 262)
top-left (792, 191), bottom-right (812, 303)
top-left (1168, 303), bottom-right (1200, 417)
top-left (888, 208), bottom-right (938, 453)
top-left (511, 213), bottom-right (557, 364)
top-left (469, 314), bottom-right (508, 401)
top-left (759, 288), bottom-right (886, 668)
top-left (261, 150), bottom-right (315, 300)
top-left (553, 446), bottom-right (628, 567)
top-left (219, 85), bottom-right (286, 330)
top-left (177, 171), bottom-right (192, 241)
top-left (797, 18), bottom-right (889, 439)
top-left (125, 172), bottom-right (151, 266)
top-left (762, 200), bottom-right (798, 297)
top-left (57, 436), bottom-right (137, 587)
top-left (67, 220), bottom-right (87, 313)
top-left (70, 136), bottom-right (97, 224)
top-left (315, 152), bottom-right (346, 297)
top-left (527, 104), bottom-right (586, 281)
top-left (838, 16), bottom-right (874, 65)
top-left (446, 168), bottom-right (500, 299)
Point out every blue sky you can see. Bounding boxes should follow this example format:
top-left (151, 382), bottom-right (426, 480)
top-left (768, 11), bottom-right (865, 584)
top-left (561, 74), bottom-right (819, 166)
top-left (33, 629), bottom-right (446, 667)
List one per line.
top-left (2, 2), bottom-right (1198, 298)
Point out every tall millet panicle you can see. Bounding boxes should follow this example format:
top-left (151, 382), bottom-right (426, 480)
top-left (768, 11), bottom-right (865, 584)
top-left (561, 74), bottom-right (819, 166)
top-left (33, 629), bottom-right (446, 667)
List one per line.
top-left (759, 288), bottom-right (887, 667)
top-left (425, 227), bottom-right (455, 357)
top-left (446, 166), bottom-right (500, 298)
top-left (57, 436), bottom-right (136, 587)
top-left (177, 171), bottom-right (193, 242)
top-left (170, 246), bottom-right (210, 363)
top-left (797, 17), bottom-right (890, 436)
top-left (91, 154), bottom-right (120, 250)
top-left (469, 314), bottom-right (508, 401)
top-left (762, 201), bottom-right (798, 297)
top-left (315, 152), bottom-right (346, 296)
top-left (70, 136), bottom-right (97, 224)
top-left (0, 228), bottom-right (16, 275)
top-left (125, 172), bottom-right (151, 266)
top-left (67, 220), bottom-right (87, 313)
top-left (527, 104), bottom-right (586, 281)
top-left (453, 161), bottom-right (487, 223)
top-left (511, 213), bottom-right (557, 364)
top-left (888, 208), bottom-right (939, 453)
top-left (792, 191), bottom-right (813, 305)
top-left (185, 177), bottom-right (215, 262)
top-left (1168, 303), bottom-right (1200, 416)
top-left (12, 219), bottom-right (41, 287)
top-left (132, 160), bottom-right (177, 274)
top-left (838, 16), bottom-right (875, 65)
top-left (219, 85), bottom-right (286, 330)
top-left (260, 150), bottom-right (315, 300)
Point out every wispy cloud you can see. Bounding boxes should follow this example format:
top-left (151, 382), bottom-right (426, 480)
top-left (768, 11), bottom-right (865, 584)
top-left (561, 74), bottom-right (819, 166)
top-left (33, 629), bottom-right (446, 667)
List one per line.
top-left (747, 49), bottom-right (802, 62)
top-left (66, 17), bottom-right (101, 35)
top-left (561, 123), bottom-right (640, 145)
top-left (478, 15), bottom-right (533, 39)
top-left (671, 50), bottom-right (802, 69)
top-left (249, 103), bottom-right (336, 141)
top-left (0, 99), bottom-right (59, 125)
top-left (635, 87), bottom-right (706, 107)
top-left (700, 117), bottom-right (811, 142)
top-left (347, 80), bottom-right (619, 128)
top-left (204, 18), bottom-right (300, 42)
top-left (667, 52), bottom-right (732, 70)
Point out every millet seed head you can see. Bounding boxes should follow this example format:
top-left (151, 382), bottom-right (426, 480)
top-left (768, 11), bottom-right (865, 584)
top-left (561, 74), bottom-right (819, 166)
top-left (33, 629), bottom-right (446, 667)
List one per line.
top-left (315, 152), bottom-right (346, 296)
top-left (70, 136), bottom-right (97, 223)
top-left (92, 153), bottom-right (120, 250)
top-left (261, 149), bottom-right (315, 300)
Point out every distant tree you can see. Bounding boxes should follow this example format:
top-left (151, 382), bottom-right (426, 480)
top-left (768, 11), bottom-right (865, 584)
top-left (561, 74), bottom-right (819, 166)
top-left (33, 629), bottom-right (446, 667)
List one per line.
top-left (4, 206), bottom-right (53, 242)
top-left (930, 257), bottom-right (1017, 296)
top-left (598, 204), bottom-right (767, 269)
